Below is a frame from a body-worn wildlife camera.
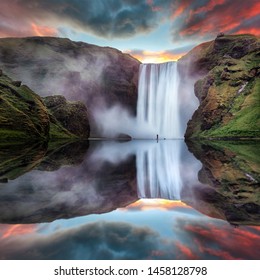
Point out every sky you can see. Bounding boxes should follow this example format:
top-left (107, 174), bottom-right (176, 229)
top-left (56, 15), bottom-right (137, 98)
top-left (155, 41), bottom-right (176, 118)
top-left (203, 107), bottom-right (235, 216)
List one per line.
top-left (0, 200), bottom-right (260, 260)
top-left (0, 0), bottom-right (259, 62)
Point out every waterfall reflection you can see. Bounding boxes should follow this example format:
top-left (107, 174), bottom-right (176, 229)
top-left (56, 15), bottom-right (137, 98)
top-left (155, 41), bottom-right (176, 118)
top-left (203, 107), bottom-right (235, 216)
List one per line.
top-left (90, 140), bottom-right (200, 200)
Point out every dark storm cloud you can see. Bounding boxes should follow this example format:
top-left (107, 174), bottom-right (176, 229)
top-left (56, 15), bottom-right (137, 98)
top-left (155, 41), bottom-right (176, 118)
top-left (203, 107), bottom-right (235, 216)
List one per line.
top-left (0, 0), bottom-right (171, 38)
top-left (1, 0), bottom-right (259, 42)
top-left (0, 221), bottom-right (173, 260)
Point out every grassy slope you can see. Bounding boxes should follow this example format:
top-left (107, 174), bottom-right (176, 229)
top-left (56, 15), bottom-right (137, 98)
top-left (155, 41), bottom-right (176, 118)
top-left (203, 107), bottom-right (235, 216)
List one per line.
top-left (184, 34), bottom-right (260, 138)
top-left (0, 74), bottom-right (50, 141)
top-left (0, 72), bottom-right (79, 141)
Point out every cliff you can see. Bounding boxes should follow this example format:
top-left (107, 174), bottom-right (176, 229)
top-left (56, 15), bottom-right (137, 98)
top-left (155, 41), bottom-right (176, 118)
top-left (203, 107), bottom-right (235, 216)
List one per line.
top-left (0, 71), bottom-right (50, 141)
top-left (179, 34), bottom-right (260, 139)
top-left (0, 71), bottom-right (90, 141)
top-left (0, 37), bottom-right (140, 136)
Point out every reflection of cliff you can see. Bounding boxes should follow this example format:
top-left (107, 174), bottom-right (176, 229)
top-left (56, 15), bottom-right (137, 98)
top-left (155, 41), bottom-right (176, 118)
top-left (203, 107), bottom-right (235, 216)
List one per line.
top-left (185, 140), bottom-right (260, 225)
top-left (0, 142), bottom-right (47, 182)
top-left (0, 141), bottom-right (137, 223)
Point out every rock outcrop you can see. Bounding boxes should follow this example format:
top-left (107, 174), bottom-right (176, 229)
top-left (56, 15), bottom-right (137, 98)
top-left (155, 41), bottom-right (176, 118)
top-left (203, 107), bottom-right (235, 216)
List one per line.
top-left (0, 37), bottom-right (140, 136)
top-left (179, 34), bottom-right (260, 139)
top-left (43, 95), bottom-right (90, 139)
top-left (0, 71), bottom-right (90, 141)
top-left (0, 71), bottom-right (50, 141)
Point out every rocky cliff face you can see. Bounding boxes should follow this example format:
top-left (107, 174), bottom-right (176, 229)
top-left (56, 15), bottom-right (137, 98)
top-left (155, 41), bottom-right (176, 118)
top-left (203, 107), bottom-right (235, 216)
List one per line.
top-left (43, 95), bottom-right (90, 139)
top-left (179, 34), bottom-right (260, 139)
top-left (0, 71), bottom-right (50, 141)
top-left (0, 37), bottom-right (140, 136)
top-left (0, 70), bottom-right (90, 141)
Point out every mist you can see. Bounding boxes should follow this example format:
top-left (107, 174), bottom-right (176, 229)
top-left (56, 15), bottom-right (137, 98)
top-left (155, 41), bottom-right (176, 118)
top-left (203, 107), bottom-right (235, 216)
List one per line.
top-left (0, 37), bottom-right (200, 139)
top-left (93, 60), bottom-right (199, 139)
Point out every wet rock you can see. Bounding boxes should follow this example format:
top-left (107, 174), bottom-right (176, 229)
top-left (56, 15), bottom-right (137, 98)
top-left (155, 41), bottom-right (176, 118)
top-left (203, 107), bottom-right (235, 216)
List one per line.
top-left (43, 95), bottom-right (90, 139)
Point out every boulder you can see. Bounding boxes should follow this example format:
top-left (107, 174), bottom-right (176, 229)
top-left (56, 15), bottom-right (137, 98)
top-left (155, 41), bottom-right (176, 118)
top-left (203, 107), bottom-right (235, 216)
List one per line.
top-left (43, 95), bottom-right (90, 139)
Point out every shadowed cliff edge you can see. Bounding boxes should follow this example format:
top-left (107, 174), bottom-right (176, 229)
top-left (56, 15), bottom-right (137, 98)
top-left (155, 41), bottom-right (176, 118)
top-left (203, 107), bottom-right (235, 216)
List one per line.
top-left (179, 34), bottom-right (260, 139)
top-left (184, 140), bottom-right (260, 226)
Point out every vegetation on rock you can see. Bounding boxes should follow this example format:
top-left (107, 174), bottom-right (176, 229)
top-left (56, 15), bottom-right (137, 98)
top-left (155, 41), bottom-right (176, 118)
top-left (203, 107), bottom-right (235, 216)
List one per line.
top-left (186, 140), bottom-right (260, 225)
top-left (0, 71), bottom-right (50, 141)
top-left (0, 37), bottom-right (140, 136)
top-left (43, 95), bottom-right (90, 139)
top-left (181, 34), bottom-right (260, 139)
top-left (0, 71), bottom-right (90, 141)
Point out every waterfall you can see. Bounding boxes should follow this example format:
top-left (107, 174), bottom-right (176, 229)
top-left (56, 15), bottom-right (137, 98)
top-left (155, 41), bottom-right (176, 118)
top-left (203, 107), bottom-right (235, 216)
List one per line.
top-left (135, 62), bottom-right (182, 199)
top-left (136, 140), bottom-right (182, 200)
top-left (136, 62), bottom-right (181, 139)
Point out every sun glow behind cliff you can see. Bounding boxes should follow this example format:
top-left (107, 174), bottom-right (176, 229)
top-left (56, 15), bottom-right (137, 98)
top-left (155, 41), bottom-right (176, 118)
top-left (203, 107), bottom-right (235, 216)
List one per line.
top-left (126, 50), bottom-right (184, 63)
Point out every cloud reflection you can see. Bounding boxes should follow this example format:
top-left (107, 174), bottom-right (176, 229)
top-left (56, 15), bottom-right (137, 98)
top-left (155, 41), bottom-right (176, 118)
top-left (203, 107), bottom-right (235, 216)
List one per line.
top-left (0, 216), bottom-right (259, 260)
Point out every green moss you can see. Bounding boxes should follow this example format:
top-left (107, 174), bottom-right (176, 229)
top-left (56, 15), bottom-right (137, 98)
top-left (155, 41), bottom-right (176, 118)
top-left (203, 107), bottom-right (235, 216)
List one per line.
top-left (186, 34), bottom-right (260, 139)
top-left (0, 72), bottom-right (86, 141)
top-left (0, 129), bottom-right (29, 141)
top-left (205, 80), bottom-right (260, 137)
top-left (49, 122), bottom-right (77, 139)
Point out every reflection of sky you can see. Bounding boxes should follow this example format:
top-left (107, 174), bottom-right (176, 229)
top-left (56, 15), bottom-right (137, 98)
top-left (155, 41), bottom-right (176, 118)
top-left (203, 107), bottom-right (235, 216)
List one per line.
top-left (0, 200), bottom-right (259, 260)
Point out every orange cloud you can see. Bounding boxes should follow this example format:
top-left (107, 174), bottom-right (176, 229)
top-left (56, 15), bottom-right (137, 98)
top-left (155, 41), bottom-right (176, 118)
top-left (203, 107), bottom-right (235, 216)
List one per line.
top-left (171, 0), bottom-right (191, 18)
top-left (193, 0), bottom-right (226, 14)
top-left (236, 27), bottom-right (260, 36)
top-left (177, 0), bottom-right (260, 38)
top-left (186, 223), bottom-right (260, 259)
top-left (31, 23), bottom-right (57, 37)
top-left (176, 241), bottom-right (199, 259)
top-left (1, 224), bottom-right (36, 239)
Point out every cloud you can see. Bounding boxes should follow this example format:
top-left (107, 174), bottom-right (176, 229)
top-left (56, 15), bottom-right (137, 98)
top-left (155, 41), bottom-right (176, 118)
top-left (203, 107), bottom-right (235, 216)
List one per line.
top-left (182, 221), bottom-right (260, 260)
top-left (0, 221), bottom-right (171, 260)
top-left (0, 0), bottom-right (258, 53)
top-left (0, 0), bottom-right (170, 38)
top-left (0, 224), bottom-right (36, 239)
top-left (0, 217), bottom-right (259, 260)
top-left (171, 0), bottom-right (260, 42)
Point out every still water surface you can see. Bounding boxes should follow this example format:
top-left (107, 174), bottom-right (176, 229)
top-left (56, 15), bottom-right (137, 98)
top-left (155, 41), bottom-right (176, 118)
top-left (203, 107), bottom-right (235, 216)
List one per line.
top-left (0, 140), bottom-right (259, 259)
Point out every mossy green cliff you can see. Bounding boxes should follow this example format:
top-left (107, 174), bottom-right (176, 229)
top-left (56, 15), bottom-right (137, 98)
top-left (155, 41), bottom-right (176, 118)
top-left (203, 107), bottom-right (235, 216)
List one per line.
top-left (0, 71), bottom-right (90, 141)
top-left (0, 71), bottom-right (50, 141)
top-left (180, 34), bottom-right (260, 139)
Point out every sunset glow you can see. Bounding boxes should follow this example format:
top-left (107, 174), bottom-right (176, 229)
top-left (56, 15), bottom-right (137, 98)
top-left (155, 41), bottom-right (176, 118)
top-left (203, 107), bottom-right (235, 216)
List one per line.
top-left (0, 224), bottom-right (36, 239)
top-left (123, 199), bottom-right (189, 211)
top-left (31, 23), bottom-right (57, 37)
top-left (0, 0), bottom-right (259, 60)
top-left (126, 50), bottom-right (185, 63)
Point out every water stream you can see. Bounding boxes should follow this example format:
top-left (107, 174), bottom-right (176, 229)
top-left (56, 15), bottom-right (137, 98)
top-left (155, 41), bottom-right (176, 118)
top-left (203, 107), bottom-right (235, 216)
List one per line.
top-left (136, 62), bottom-right (181, 139)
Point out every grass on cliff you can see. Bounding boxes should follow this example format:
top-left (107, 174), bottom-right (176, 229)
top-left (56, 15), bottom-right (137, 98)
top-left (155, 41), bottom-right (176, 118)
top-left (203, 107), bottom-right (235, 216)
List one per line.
top-left (204, 79), bottom-right (260, 138)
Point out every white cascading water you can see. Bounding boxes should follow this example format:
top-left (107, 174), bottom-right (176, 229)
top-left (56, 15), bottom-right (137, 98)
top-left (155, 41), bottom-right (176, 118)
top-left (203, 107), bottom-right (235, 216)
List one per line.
top-left (136, 62), bottom-right (181, 139)
top-left (135, 62), bottom-right (182, 199)
top-left (136, 140), bottom-right (182, 200)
